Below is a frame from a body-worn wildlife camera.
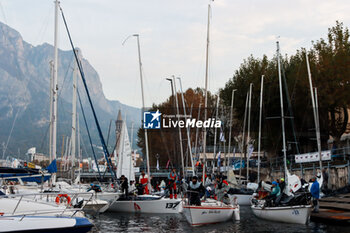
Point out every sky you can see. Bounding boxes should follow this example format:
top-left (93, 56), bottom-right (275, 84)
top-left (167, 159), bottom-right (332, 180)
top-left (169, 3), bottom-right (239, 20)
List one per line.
top-left (1, 0), bottom-right (350, 108)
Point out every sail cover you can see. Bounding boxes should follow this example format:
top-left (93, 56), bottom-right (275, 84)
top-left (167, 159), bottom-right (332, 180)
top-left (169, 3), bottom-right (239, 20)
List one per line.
top-left (116, 121), bottom-right (135, 181)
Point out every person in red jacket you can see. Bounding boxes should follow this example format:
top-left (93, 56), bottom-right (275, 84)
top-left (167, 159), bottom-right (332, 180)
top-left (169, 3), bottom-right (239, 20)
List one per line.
top-left (139, 170), bottom-right (149, 194)
top-left (168, 168), bottom-right (178, 199)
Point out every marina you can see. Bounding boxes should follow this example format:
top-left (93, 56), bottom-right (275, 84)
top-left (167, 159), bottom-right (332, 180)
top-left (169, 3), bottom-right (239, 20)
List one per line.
top-left (1, 0), bottom-right (350, 232)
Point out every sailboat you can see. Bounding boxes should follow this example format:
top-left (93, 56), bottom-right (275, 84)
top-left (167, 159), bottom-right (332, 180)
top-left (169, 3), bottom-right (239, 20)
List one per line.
top-left (250, 41), bottom-right (312, 225)
top-left (107, 36), bottom-right (182, 214)
top-left (183, 2), bottom-right (240, 226)
top-left (0, 193), bottom-right (93, 233)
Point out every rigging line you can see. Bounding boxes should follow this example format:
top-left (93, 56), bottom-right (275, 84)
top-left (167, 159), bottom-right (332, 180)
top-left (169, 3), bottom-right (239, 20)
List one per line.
top-left (57, 54), bottom-right (74, 98)
top-left (1, 107), bottom-right (20, 159)
top-left (77, 88), bottom-right (102, 181)
top-left (280, 56), bottom-right (300, 154)
top-left (59, 6), bottom-right (116, 180)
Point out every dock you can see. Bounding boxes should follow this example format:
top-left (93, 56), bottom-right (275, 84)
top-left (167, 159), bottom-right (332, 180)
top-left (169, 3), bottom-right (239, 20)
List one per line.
top-left (311, 194), bottom-right (350, 224)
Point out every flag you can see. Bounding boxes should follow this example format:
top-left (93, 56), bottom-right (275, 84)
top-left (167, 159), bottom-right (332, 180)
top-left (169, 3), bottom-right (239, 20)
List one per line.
top-left (46, 159), bottom-right (57, 173)
top-left (156, 159), bottom-right (160, 171)
top-left (231, 147), bottom-right (236, 166)
top-left (217, 151), bottom-right (221, 167)
top-left (220, 130), bottom-right (225, 142)
top-left (248, 144), bottom-right (254, 158)
top-left (27, 147), bottom-right (36, 155)
top-left (166, 159), bottom-right (170, 169)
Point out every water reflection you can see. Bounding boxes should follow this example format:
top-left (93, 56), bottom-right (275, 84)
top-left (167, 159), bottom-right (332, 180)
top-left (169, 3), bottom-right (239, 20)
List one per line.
top-left (90, 206), bottom-right (350, 233)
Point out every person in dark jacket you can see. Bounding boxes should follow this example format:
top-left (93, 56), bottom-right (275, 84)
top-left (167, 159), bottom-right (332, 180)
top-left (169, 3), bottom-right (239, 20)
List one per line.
top-left (310, 176), bottom-right (320, 213)
top-left (279, 178), bottom-right (286, 193)
top-left (120, 175), bottom-right (129, 197)
top-left (187, 176), bottom-right (206, 206)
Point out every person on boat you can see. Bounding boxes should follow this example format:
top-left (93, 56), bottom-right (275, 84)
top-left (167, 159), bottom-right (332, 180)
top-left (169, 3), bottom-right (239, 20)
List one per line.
top-left (87, 183), bottom-right (102, 193)
top-left (215, 175), bottom-right (230, 203)
top-left (187, 176), bottom-right (205, 206)
top-left (204, 174), bottom-right (214, 197)
top-left (139, 171), bottom-right (149, 194)
top-left (279, 178), bottom-right (286, 193)
top-left (168, 168), bottom-right (178, 199)
top-left (129, 180), bottom-right (136, 195)
top-left (120, 175), bottom-right (129, 197)
top-left (160, 179), bottom-right (166, 194)
top-left (310, 176), bottom-right (320, 213)
top-left (265, 181), bottom-right (280, 205)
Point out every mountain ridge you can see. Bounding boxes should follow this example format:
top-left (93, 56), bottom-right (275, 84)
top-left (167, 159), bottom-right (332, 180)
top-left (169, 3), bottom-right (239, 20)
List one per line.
top-left (0, 21), bottom-right (141, 160)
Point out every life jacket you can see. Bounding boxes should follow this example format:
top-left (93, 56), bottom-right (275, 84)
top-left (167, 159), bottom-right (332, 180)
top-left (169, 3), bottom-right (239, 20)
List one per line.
top-left (169, 172), bottom-right (177, 181)
top-left (189, 181), bottom-right (201, 190)
top-left (140, 175), bottom-right (148, 185)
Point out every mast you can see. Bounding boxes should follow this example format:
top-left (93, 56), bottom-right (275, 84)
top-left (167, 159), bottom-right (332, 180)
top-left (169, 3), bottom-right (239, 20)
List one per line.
top-left (130, 122), bottom-right (134, 181)
top-left (239, 92), bottom-right (249, 184)
top-left (227, 89), bottom-right (236, 175)
top-left (70, 49), bottom-right (78, 180)
top-left (173, 75), bottom-right (185, 178)
top-left (52, 0), bottom-right (59, 184)
top-left (202, 2), bottom-right (211, 182)
top-left (306, 53), bottom-right (323, 172)
top-left (177, 77), bottom-right (195, 175)
top-left (212, 96), bottom-right (219, 173)
top-left (134, 35), bottom-right (151, 182)
top-left (257, 75), bottom-right (264, 183)
top-left (49, 60), bottom-right (54, 163)
top-left (277, 41), bottom-right (288, 179)
top-left (77, 112), bottom-right (81, 186)
top-left (194, 103), bottom-right (201, 170)
top-left (246, 83), bottom-right (253, 182)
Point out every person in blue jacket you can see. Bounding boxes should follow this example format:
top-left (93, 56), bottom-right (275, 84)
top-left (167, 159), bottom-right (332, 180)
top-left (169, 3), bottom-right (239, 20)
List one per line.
top-left (310, 176), bottom-right (320, 213)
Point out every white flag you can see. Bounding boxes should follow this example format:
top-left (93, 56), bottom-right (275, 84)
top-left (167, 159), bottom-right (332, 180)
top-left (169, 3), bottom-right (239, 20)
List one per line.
top-left (248, 144), bottom-right (254, 158)
top-left (220, 131), bottom-right (225, 142)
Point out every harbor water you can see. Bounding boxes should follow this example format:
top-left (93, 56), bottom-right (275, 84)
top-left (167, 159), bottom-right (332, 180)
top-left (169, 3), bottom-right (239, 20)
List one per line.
top-left (89, 206), bottom-right (350, 233)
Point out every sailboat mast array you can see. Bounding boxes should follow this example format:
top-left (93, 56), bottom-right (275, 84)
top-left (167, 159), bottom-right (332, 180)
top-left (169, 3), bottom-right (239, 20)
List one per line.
top-left (177, 77), bottom-right (195, 175)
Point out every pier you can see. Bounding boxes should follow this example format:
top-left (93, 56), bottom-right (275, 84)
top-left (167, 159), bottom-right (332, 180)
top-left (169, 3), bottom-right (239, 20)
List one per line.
top-left (311, 193), bottom-right (350, 225)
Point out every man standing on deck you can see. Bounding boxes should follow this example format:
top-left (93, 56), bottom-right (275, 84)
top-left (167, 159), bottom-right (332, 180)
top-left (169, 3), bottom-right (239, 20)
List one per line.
top-left (215, 175), bottom-right (230, 203)
top-left (168, 168), bottom-right (178, 199)
top-left (120, 175), bottom-right (129, 197)
top-left (310, 176), bottom-right (320, 213)
top-left (187, 176), bottom-right (205, 206)
top-left (139, 170), bottom-right (149, 194)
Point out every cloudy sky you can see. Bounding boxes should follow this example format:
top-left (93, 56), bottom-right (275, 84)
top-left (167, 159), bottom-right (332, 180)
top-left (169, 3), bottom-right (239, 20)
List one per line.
top-left (1, 0), bottom-right (350, 108)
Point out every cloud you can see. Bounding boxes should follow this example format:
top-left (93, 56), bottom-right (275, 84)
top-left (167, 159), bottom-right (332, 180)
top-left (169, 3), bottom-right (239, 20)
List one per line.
top-left (2, 0), bottom-right (350, 107)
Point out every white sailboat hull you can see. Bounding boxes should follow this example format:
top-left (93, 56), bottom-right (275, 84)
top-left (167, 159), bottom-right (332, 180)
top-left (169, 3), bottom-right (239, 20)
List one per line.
top-left (229, 194), bottom-right (251, 206)
top-left (251, 205), bottom-right (312, 224)
top-left (0, 216), bottom-right (92, 233)
top-left (183, 200), bottom-right (239, 226)
top-left (108, 196), bottom-right (183, 214)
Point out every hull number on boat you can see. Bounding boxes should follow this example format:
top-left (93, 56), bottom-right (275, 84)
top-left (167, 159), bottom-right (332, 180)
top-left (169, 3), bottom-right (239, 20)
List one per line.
top-left (292, 209), bottom-right (300, 215)
top-left (166, 202), bottom-right (180, 209)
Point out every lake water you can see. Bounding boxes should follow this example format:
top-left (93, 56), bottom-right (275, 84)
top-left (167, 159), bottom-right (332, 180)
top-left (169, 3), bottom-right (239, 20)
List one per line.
top-left (88, 206), bottom-right (349, 233)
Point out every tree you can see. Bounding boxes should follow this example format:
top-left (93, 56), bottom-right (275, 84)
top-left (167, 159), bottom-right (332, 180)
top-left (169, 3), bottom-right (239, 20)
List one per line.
top-left (137, 88), bottom-right (216, 168)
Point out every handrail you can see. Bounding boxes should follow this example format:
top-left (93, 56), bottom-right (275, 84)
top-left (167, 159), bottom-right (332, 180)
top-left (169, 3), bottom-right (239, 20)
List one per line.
top-left (1, 192), bottom-right (94, 218)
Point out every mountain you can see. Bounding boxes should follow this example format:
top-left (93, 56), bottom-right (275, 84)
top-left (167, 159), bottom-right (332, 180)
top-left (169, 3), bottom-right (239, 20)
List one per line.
top-left (0, 21), bottom-right (141, 160)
